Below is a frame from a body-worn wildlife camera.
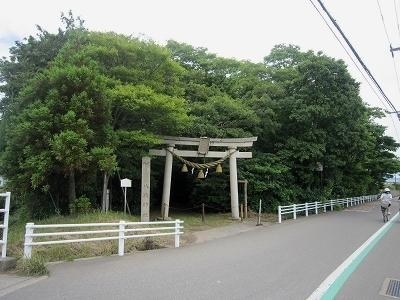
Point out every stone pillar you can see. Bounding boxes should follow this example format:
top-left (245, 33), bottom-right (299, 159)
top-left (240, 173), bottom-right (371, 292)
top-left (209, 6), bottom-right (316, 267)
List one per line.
top-left (229, 147), bottom-right (240, 219)
top-left (161, 145), bottom-right (174, 218)
top-left (141, 156), bottom-right (151, 222)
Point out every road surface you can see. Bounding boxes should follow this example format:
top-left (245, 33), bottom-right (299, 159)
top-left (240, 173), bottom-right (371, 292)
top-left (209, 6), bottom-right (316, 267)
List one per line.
top-left (2, 201), bottom-right (399, 299)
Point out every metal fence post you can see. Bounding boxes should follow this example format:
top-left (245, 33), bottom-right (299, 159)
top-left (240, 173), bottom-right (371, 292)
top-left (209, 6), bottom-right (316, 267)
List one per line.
top-left (324, 202), bottom-right (326, 213)
top-left (118, 220), bottom-right (126, 256)
top-left (305, 203), bottom-right (308, 217)
top-left (293, 204), bottom-right (296, 220)
top-left (1, 192), bottom-right (10, 258)
top-left (175, 219), bottom-right (180, 248)
top-left (314, 201), bottom-right (318, 215)
top-left (278, 206), bottom-right (282, 223)
top-left (24, 223), bottom-right (34, 259)
top-left (330, 200), bottom-right (333, 211)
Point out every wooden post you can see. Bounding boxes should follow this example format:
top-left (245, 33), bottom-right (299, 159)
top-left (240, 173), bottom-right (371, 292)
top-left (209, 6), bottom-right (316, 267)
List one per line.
top-left (244, 180), bottom-right (248, 219)
top-left (256, 199), bottom-right (262, 226)
top-left (123, 187), bottom-right (127, 215)
top-left (202, 203), bottom-right (205, 223)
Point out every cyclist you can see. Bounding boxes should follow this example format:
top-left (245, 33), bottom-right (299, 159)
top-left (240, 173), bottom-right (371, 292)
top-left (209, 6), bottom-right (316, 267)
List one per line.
top-left (379, 187), bottom-right (392, 216)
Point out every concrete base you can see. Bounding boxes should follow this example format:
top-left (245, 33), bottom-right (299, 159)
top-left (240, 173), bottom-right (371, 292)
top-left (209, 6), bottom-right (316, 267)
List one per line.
top-left (0, 257), bottom-right (17, 272)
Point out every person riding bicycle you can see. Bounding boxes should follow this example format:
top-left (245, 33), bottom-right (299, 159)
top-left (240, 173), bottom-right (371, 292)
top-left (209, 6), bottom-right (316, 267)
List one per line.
top-left (379, 187), bottom-right (392, 215)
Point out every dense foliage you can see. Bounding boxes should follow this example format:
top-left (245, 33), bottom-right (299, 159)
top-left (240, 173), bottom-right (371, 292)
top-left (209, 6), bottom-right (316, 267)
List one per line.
top-left (1, 15), bottom-right (399, 217)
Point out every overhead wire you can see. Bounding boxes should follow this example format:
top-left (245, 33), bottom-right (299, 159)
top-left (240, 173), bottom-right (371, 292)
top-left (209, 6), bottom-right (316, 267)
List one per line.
top-left (376, 0), bottom-right (400, 140)
top-left (394, 0), bottom-right (400, 41)
top-left (377, 0), bottom-right (392, 45)
top-left (310, 0), bottom-right (398, 114)
top-left (377, 0), bottom-right (400, 101)
top-left (308, 0), bottom-right (391, 112)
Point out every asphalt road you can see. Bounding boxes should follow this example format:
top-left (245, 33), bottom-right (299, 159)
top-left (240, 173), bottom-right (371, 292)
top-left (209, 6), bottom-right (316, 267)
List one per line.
top-left (3, 201), bottom-right (398, 300)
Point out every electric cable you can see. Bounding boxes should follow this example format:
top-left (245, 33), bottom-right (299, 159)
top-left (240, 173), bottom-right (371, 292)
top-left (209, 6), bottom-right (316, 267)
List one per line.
top-left (377, 0), bottom-right (400, 99)
top-left (377, 0), bottom-right (392, 46)
top-left (309, 0), bottom-right (391, 111)
top-left (394, 0), bottom-right (400, 41)
top-left (311, 0), bottom-right (398, 113)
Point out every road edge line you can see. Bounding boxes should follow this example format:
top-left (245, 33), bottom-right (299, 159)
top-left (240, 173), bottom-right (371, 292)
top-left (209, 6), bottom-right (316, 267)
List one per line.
top-left (307, 212), bottom-right (399, 300)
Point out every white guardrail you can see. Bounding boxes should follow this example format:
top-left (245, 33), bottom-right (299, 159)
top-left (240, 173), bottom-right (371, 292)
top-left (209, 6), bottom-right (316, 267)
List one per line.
top-left (0, 192), bottom-right (11, 258)
top-left (23, 219), bottom-right (184, 259)
top-left (278, 195), bottom-right (378, 223)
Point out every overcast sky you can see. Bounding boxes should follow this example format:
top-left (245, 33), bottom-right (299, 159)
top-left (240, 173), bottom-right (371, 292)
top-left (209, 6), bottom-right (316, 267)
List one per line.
top-left (2, 0), bottom-right (400, 149)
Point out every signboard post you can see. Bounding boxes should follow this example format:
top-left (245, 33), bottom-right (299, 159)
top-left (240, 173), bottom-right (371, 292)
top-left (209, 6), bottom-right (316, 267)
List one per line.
top-left (120, 178), bottom-right (132, 215)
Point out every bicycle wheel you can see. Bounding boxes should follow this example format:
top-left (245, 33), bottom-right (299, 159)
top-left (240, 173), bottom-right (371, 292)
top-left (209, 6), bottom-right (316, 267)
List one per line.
top-left (382, 207), bottom-right (388, 223)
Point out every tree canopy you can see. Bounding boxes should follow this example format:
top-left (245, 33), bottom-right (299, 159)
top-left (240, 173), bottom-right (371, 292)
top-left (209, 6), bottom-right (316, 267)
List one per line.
top-left (0, 17), bottom-right (398, 217)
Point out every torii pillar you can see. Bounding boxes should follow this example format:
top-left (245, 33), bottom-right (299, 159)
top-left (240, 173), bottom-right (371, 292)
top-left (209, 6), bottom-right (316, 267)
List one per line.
top-left (228, 147), bottom-right (239, 219)
top-left (141, 136), bottom-right (257, 221)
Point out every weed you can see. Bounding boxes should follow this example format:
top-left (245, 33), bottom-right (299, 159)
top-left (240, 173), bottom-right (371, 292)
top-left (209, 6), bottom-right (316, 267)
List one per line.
top-left (16, 256), bottom-right (49, 276)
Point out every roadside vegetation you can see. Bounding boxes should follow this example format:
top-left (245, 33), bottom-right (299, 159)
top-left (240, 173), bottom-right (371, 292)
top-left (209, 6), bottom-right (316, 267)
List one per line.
top-left (7, 208), bottom-right (272, 275)
top-left (1, 11), bottom-right (400, 274)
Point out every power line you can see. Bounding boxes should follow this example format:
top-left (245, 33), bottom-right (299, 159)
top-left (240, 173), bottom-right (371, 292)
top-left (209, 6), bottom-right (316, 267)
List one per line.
top-left (377, 0), bottom-right (400, 99)
top-left (377, 0), bottom-right (392, 46)
top-left (394, 0), bottom-right (400, 41)
top-left (308, 0), bottom-right (391, 111)
top-left (365, 0), bottom-right (400, 141)
top-left (312, 0), bottom-right (398, 115)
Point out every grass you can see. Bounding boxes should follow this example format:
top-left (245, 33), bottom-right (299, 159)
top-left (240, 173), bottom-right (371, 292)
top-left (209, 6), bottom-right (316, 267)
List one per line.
top-left (16, 257), bottom-right (49, 277)
top-left (6, 209), bottom-right (275, 273)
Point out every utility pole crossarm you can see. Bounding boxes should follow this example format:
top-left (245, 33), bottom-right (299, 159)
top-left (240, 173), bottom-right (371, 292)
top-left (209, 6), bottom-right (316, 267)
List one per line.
top-left (390, 45), bottom-right (400, 57)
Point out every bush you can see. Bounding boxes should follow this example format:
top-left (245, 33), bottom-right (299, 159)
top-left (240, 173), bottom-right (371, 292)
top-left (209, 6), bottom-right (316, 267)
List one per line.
top-left (69, 195), bottom-right (93, 214)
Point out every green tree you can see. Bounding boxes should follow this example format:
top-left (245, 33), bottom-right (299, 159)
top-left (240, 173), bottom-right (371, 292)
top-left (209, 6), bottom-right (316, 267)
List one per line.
top-left (91, 146), bottom-right (118, 212)
top-left (1, 29), bottom-right (191, 215)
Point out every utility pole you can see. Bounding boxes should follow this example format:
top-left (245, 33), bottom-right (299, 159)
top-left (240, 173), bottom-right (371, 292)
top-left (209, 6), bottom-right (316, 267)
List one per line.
top-left (385, 110), bottom-right (400, 121)
top-left (390, 45), bottom-right (400, 57)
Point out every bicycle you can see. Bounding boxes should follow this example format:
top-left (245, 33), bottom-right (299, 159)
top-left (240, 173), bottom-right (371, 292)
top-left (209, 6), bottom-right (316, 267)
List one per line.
top-left (381, 205), bottom-right (390, 223)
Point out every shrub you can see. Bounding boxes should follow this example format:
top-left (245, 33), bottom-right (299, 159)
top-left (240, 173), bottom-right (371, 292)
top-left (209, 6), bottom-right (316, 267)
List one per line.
top-left (69, 195), bottom-right (93, 214)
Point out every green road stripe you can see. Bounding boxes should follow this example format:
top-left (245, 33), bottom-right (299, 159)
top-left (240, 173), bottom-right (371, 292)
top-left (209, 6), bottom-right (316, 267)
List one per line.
top-left (322, 213), bottom-right (399, 299)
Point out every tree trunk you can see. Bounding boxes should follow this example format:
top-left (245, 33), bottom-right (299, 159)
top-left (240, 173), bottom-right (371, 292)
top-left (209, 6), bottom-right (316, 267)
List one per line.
top-left (68, 169), bottom-right (76, 205)
top-left (101, 172), bottom-right (110, 213)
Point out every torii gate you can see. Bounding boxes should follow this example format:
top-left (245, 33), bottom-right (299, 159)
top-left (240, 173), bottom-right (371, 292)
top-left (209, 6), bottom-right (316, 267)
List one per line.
top-left (140, 136), bottom-right (257, 221)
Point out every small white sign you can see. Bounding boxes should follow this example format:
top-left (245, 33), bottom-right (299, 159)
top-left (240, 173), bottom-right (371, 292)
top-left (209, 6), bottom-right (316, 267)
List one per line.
top-left (121, 178), bottom-right (132, 188)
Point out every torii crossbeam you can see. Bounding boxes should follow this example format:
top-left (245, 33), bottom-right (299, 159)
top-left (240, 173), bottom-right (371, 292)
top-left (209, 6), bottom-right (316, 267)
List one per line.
top-left (140, 136), bottom-right (257, 221)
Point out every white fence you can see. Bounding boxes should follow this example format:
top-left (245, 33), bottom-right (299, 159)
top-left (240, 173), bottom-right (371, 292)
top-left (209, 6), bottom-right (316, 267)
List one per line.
top-left (0, 192), bottom-right (11, 258)
top-left (24, 219), bottom-right (184, 259)
top-left (278, 195), bottom-right (378, 223)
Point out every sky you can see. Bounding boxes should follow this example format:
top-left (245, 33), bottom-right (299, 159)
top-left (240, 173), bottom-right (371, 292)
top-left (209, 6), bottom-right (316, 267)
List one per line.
top-left (2, 0), bottom-right (400, 150)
